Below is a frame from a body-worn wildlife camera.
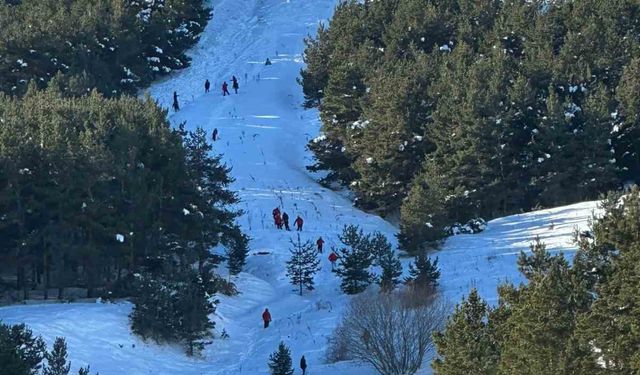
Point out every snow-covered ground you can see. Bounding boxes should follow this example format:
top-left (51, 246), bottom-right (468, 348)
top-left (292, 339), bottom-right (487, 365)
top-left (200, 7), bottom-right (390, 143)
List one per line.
top-left (0, 0), bottom-right (601, 374)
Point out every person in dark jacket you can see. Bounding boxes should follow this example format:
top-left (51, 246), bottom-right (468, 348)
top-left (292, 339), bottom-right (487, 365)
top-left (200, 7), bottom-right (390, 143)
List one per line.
top-left (316, 237), bottom-right (324, 253)
top-left (294, 216), bottom-right (304, 231)
top-left (205, 79), bottom-right (210, 93)
top-left (232, 75), bottom-right (239, 94)
top-left (300, 355), bottom-right (307, 375)
top-left (212, 128), bottom-right (218, 141)
top-left (172, 91), bottom-right (179, 111)
top-left (265, 57), bottom-right (272, 65)
top-left (282, 212), bottom-right (290, 231)
top-left (222, 81), bottom-right (231, 96)
top-left (262, 308), bottom-right (272, 328)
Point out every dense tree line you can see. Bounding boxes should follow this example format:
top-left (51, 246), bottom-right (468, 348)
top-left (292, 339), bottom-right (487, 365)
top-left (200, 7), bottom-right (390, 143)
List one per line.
top-left (0, 85), bottom-right (248, 302)
top-left (432, 188), bottom-right (640, 374)
top-left (301, 0), bottom-right (640, 252)
top-left (0, 0), bottom-right (210, 96)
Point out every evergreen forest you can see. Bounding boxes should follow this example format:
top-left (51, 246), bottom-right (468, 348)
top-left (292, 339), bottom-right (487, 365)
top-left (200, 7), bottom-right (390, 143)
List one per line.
top-left (0, 0), bottom-right (211, 96)
top-left (301, 0), bottom-right (640, 252)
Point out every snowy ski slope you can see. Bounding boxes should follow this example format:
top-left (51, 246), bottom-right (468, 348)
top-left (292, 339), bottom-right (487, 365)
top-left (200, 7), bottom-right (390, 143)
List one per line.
top-left (0, 0), bottom-right (600, 374)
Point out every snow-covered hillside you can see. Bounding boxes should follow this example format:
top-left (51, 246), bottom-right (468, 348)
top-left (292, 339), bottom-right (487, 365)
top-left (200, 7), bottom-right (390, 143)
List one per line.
top-left (0, 0), bottom-right (601, 374)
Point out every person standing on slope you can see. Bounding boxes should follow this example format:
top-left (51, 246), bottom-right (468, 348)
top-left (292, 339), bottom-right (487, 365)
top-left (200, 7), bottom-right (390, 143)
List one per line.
top-left (172, 91), bottom-right (179, 111)
top-left (262, 308), bottom-right (272, 328)
top-left (282, 212), bottom-right (290, 231)
top-left (300, 355), bottom-right (307, 375)
top-left (222, 81), bottom-right (231, 96)
top-left (204, 79), bottom-right (210, 93)
top-left (294, 215), bottom-right (304, 231)
top-left (329, 251), bottom-right (338, 271)
top-left (212, 128), bottom-right (218, 142)
top-left (232, 75), bottom-right (239, 94)
top-left (316, 237), bottom-right (324, 253)
top-left (273, 207), bottom-right (282, 229)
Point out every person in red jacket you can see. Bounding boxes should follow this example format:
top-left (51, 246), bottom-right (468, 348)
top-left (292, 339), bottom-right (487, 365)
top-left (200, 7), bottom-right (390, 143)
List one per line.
top-left (294, 215), bottom-right (304, 231)
top-left (316, 237), bottom-right (324, 253)
top-left (328, 251), bottom-right (338, 270)
top-left (262, 308), bottom-right (272, 328)
top-left (222, 81), bottom-right (231, 96)
top-left (272, 207), bottom-right (281, 229)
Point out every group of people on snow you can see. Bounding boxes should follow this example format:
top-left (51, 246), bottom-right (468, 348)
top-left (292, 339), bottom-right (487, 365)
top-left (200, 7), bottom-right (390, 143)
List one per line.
top-left (218, 75), bottom-right (240, 97)
top-left (171, 75), bottom-right (242, 112)
top-left (170, 53), bottom-right (277, 112)
top-left (272, 207), bottom-right (304, 232)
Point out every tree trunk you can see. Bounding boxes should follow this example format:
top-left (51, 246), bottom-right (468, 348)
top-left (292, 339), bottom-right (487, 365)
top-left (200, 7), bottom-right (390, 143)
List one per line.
top-left (22, 264), bottom-right (29, 300)
top-left (44, 252), bottom-right (50, 300)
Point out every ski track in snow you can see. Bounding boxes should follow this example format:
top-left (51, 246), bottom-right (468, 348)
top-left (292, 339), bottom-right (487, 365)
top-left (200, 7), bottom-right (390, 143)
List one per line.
top-left (0, 0), bottom-right (601, 374)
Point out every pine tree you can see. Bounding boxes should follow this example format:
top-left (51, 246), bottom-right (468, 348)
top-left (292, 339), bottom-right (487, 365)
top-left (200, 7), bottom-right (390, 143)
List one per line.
top-left (177, 269), bottom-right (216, 357)
top-left (181, 126), bottom-right (247, 274)
top-left (517, 238), bottom-right (553, 279)
top-left (0, 322), bottom-right (47, 375)
top-left (369, 231), bottom-right (393, 264)
top-left (351, 57), bottom-right (435, 214)
top-left (286, 235), bottom-right (321, 296)
top-left (130, 265), bottom-right (216, 356)
top-left (268, 341), bottom-right (294, 375)
top-left (226, 235), bottom-right (250, 275)
top-left (298, 23), bottom-right (331, 108)
top-left (43, 337), bottom-right (71, 375)
top-left (406, 254), bottom-right (440, 288)
top-left (432, 289), bottom-right (499, 374)
top-left (613, 58), bottom-right (640, 183)
top-left (377, 248), bottom-right (402, 292)
top-left (498, 257), bottom-right (588, 374)
top-left (575, 188), bottom-right (640, 371)
top-left (334, 225), bottom-right (374, 294)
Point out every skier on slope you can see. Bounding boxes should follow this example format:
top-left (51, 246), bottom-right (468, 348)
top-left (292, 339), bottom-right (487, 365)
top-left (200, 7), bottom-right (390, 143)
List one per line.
top-left (172, 91), bottom-right (179, 111)
top-left (282, 212), bottom-right (290, 231)
top-left (300, 355), bottom-right (307, 375)
top-left (205, 79), bottom-right (210, 93)
top-left (232, 75), bottom-right (239, 94)
top-left (212, 128), bottom-right (218, 142)
top-left (329, 251), bottom-right (338, 270)
top-left (294, 215), bottom-right (304, 231)
top-left (222, 81), bottom-right (231, 96)
top-left (265, 57), bottom-right (272, 65)
top-left (316, 237), bottom-right (324, 253)
top-left (262, 308), bottom-right (272, 328)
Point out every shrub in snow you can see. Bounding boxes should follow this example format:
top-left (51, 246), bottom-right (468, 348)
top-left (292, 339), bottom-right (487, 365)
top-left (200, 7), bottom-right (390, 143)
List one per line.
top-left (326, 289), bottom-right (447, 375)
top-left (445, 218), bottom-right (487, 236)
